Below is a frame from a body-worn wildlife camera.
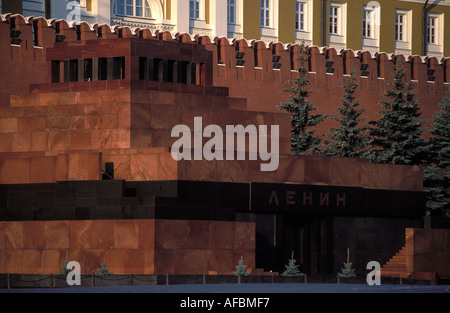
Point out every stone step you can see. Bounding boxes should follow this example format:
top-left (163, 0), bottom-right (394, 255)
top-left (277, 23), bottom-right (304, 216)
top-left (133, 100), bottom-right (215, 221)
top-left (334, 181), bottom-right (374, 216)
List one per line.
top-left (383, 266), bottom-right (406, 272)
top-left (384, 259), bottom-right (406, 265)
top-left (386, 260), bottom-right (406, 265)
top-left (381, 267), bottom-right (403, 272)
top-left (380, 270), bottom-right (408, 277)
top-left (383, 262), bottom-right (406, 267)
top-left (384, 265), bottom-right (406, 270)
top-left (380, 245), bottom-right (407, 278)
top-left (381, 269), bottom-right (406, 277)
top-left (392, 252), bottom-right (406, 258)
top-left (384, 260), bottom-right (405, 265)
top-left (386, 259), bottom-right (406, 264)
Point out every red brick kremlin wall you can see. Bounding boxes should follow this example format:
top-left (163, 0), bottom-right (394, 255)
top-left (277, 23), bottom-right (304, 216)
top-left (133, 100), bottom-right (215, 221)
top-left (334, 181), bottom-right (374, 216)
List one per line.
top-left (1, 14), bottom-right (450, 123)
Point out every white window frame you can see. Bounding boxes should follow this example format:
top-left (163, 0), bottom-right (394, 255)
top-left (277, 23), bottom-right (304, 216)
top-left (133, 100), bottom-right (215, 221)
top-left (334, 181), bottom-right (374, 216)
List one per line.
top-left (427, 13), bottom-right (441, 45)
top-left (394, 9), bottom-right (411, 54)
top-left (227, 0), bottom-right (243, 38)
top-left (228, 0), bottom-right (236, 24)
top-left (426, 12), bottom-right (443, 57)
top-left (260, 0), bottom-right (278, 41)
top-left (295, 0), bottom-right (312, 44)
top-left (362, 7), bottom-right (375, 39)
top-left (189, 0), bottom-right (210, 35)
top-left (116, 0), bottom-right (151, 18)
top-left (329, 4), bottom-right (339, 35)
top-left (295, 1), bottom-right (306, 31)
top-left (260, 0), bottom-right (271, 28)
top-left (428, 15), bottom-right (437, 44)
top-left (395, 11), bottom-right (405, 41)
top-left (361, 4), bottom-right (379, 51)
top-left (190, 0), bottom-right (201, 20)
top-left (328, 2), bottom-right (346, 46)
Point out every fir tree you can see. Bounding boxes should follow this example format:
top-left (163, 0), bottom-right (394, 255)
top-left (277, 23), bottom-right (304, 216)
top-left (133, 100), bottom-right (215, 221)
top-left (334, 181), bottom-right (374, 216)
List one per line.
top-left (278, 43), bottom-right (325, 155)
top-left (423, 86), bottom-right (450, 216)
top-left (281, 253), bottom-right (304, 277)
top-left (322, 71), bottom-right (370, 158)
top-left (59, 260), bottom-right (71, 275)
top-left (368, 61), bottom-right (431, 165)
top-left (338, 262), bottom-right (357, 278)
top-left (338, 249), bottom-right (356, 278)
top-left (96, 263), bottom-right (112, 276)
top-left (233, 257), bottom-right (249, 276)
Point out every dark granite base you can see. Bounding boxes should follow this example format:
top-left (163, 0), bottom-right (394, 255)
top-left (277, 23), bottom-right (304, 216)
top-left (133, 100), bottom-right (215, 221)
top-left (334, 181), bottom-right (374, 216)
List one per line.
top-left (0, 180), bottom-right (426, 275)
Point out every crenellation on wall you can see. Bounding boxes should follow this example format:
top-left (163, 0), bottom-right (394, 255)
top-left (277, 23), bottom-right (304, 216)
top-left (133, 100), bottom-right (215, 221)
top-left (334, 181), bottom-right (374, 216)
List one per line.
top-left (0, 14), bottom-right (449, 124)
top-left (3, 16), bottom-right (443, 123)
top-left (2, 14), bottom-right (449, 88)
top-left (444, 58), bottom-right (450, 83)
top-left (270, 42), bottom-right (290, 83)
top-left (154, 29), bottom-right (175, 42)
top-left (30, 17), bottom-right (55, 55)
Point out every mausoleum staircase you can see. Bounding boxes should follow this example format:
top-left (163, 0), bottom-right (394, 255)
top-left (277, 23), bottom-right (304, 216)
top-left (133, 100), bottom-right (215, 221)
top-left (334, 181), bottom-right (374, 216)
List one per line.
top-left (380, 246), bottom-right (409, 278)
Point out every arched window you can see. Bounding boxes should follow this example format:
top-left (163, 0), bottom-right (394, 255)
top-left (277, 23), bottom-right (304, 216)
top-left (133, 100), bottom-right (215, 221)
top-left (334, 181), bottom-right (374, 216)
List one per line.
top-left (116, 0), bottom-right (151, 18)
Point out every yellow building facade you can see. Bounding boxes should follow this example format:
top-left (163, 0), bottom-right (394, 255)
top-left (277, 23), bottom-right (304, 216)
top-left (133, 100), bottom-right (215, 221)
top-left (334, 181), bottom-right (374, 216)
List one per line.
top-left (2, 0), bottom-right (449, 57)
top-left (240, 0), bottom-right (450, 58)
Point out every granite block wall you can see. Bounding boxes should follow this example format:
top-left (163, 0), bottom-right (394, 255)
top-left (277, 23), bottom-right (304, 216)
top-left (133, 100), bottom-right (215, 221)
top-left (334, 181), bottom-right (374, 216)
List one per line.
top-left (0, 219), bottom-right (255, 275)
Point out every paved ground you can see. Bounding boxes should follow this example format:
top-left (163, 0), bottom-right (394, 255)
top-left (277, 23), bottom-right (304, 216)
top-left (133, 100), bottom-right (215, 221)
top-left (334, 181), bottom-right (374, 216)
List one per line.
top-left (2, 282), bottom-right (449, 293)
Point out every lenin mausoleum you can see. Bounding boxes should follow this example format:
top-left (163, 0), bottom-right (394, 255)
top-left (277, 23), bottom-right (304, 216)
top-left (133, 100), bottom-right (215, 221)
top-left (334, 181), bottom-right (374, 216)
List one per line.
top-left (0, 13), bottom-right (449, 282)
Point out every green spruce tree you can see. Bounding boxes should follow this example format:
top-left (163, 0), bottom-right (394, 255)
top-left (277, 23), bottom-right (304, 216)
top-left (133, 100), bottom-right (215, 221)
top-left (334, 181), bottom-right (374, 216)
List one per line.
top-left (338, 262), bottom-right (357, 278)
top-left (96, 263), bottom-right (112, 276)
top-left (233, 257), bottom-right (249, 276)
top-left (322, 71), bottom-right (370, 158)
top-left (59, 260), bottom-right (71, 275)
top-left (281, 252), bottom-right (304, 277)
top-left (368, 61), bottom-right (430, 165)
top-left (423, 86), bottom-right (450, 216)
top-left (338, 249), bottom-right (356, 278)
top-left (278, 43), bottom-right (325, 155)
